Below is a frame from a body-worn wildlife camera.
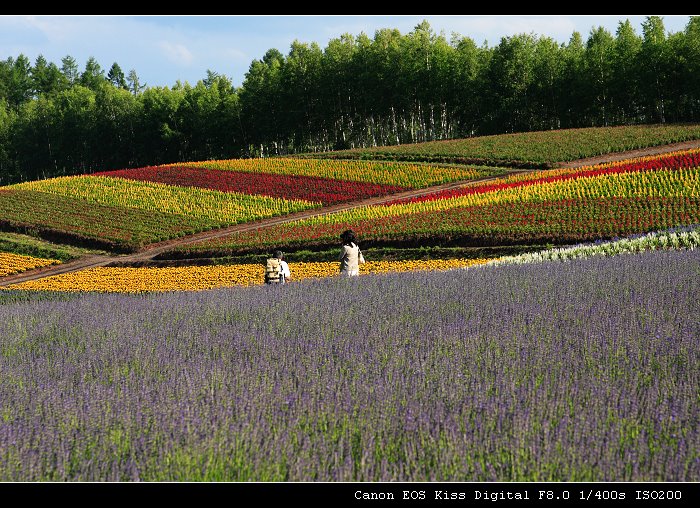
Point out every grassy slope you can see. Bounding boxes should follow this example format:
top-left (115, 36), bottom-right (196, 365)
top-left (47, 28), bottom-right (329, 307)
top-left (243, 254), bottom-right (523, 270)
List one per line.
top-left (293, 124), bottom-right (700, 166)
top-left (4, 125), bottom-right (700, 263)
top-left (0, 232), bottom-right (106, 262)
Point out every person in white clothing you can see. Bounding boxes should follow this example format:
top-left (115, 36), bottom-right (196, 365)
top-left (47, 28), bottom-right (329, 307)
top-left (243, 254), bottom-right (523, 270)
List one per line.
top-left (338, 230), bottom-right (365, 277)
top-left (265, 250), bottom-right (291, 284)
top-left (277, 251), bottom-right (291, 284)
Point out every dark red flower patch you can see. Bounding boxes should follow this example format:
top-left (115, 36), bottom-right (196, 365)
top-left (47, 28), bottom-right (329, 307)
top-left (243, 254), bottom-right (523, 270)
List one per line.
top-left (94, 166), bottom-right (408, 205)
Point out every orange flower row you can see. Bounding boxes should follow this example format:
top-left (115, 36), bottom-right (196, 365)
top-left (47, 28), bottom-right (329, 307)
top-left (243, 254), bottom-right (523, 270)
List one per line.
top-left (7, 259), bottom-right (488, 293)
top-left (0, 252), bottom-right (60, 277)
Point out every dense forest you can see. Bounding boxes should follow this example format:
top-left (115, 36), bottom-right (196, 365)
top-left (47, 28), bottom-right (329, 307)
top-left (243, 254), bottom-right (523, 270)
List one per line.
top-left (1, 16), bottom-right (700, 184)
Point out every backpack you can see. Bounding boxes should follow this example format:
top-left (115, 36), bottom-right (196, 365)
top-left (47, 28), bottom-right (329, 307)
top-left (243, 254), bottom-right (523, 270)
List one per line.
top-left (265, 257), bottom-right (282, 283)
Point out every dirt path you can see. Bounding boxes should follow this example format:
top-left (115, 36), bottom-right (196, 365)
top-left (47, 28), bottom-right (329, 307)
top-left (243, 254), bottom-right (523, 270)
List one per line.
top-left (1, 171), bottom-right (533, 286)
top-left (0, 254), bottom-right (114, 286)
top-left (557, 139), bottom-right (700, 168)
top-left (123, 169), bottom-right (534, 262)
top-left (3, 139), bottom-right (699, 287)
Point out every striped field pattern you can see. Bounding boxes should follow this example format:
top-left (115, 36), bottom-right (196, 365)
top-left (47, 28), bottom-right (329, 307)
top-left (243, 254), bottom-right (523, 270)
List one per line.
top-left (168, 158), bottom-right (493, 188)
top-left (168, 150), bottom-right (700, 256)
top-left (6, 259), bottom-right (486, 293)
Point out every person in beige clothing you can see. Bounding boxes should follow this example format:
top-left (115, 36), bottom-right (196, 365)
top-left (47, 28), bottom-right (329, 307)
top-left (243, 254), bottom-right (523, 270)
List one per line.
top-left (338, 229), bottom-right (365, 277)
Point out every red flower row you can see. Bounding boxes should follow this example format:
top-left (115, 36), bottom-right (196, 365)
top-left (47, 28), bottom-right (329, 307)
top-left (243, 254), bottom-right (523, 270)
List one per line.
top-left (386, 151), bottom-right (700, 205)
top-left (176, 196), bottom-right (700, 254)
top-left (94, 166), bottom-right (408, 205)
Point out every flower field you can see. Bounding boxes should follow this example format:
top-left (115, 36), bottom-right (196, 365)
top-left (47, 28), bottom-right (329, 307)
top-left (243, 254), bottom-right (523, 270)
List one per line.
top-left (6, 259), bottom-right (485, 293)
top-left (0, 231), bottom-right (81, 263)
top-left (10, 176), bottom-right (318, 225)
top-left (93, 166), bottom-right (409, 206)
top-left (387, 149), bottom-right (700, 206)
top-left (296, 124), bottom-right (700, 166)
top-left (167, 158), bottom-right (494, 188)
top-left (2, 116), bottom-right (699, 486)
top-left (0, 157), bottom-right (500, 253)
top-left (0, 188), bottom-right (221, 252)
top-left (0, 175), bottom-right (319, 252)
top-left (168, 150), bottom-right (700, 256)
top-left (484, 224), bottom-right (700, 266)
top-left (0, 252), bottom-right (60, 277)
top-left (0, 248), bottom-right (698, 481)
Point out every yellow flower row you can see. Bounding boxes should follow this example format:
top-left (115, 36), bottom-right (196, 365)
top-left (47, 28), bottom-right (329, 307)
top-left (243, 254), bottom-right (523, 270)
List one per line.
top-left (168, 158), bottom-right (482, 188)
top-left (8, 175), bottom-right (318, 224)
top-left (6, 259), bottom-right (488, 293)
top-left (498, 148), bottom-right (700, 185)
top-left (0, 252), bottom-right (60, 277)
top-left (302, 166), bottom-right (700, 226)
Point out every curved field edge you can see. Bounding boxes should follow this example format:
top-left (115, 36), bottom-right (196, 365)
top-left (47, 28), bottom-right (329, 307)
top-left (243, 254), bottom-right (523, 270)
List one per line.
top-left (164, 159), bottom-right (502, 188)
top-left (0, 189), bottom-right (222, 253)
top-left (9, 176), bottom-right (320, 225)
top-left (4, 259), bottom-right (487, 293)
top-left (0, 252), bottom-right (61, 277)
top-left (482, 224), bottom-right (700, 267)
top-left (292, 124), bottom-right (700, 166)
top-left (0, 232), bottom-right (87, 262)
top-left (0, 248), bottom-right (698, 481)
top-left (7, 224), bottom-right (700, 292)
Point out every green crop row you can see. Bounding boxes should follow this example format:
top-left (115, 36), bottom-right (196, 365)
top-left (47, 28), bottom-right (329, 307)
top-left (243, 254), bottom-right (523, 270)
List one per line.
top-left (0, 189), bottom-right (220, 252)
top-left (294, 124), bottom-right (700, 166)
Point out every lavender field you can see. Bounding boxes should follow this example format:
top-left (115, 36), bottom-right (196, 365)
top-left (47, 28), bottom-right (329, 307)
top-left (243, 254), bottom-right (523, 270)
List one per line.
top-left (0, 249), bottom-right (698, 481)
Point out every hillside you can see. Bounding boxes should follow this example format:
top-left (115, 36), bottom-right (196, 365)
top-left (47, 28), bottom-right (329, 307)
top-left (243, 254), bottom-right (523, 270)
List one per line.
top-left (2, 248), bottom-right (698, 480)
top-left (293, 124), bottom-right (700, 167)
top-left (1, 122), bottom-right (699, 483)
top-left (2, 125), bottom-right (700, 289)
top-left (165, 149), bottom-right (700, 258)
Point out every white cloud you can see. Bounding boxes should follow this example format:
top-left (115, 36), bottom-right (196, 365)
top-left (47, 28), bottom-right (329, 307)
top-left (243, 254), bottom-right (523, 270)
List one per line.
top-left (8, 15), bottom-right (119, 44)
top-left (223, 47), bottom-right (248, 61)
top-left (21, 15), bottom-right (73, 41)
top-left (158, 41), bottom-right (194, 65)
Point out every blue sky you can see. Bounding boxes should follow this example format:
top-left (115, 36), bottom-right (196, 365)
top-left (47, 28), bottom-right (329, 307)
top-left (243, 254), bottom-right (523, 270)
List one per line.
top-left (0, 15), bottom-right (694, 88)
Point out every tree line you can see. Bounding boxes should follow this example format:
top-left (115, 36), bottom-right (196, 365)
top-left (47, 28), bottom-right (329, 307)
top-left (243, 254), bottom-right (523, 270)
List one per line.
top-left (1, 16), bottom-right (699, 184)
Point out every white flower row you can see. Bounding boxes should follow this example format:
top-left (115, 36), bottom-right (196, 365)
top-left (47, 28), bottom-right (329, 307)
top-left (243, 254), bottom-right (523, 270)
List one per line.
top-left (481, 225), bottom-right (700, 267)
